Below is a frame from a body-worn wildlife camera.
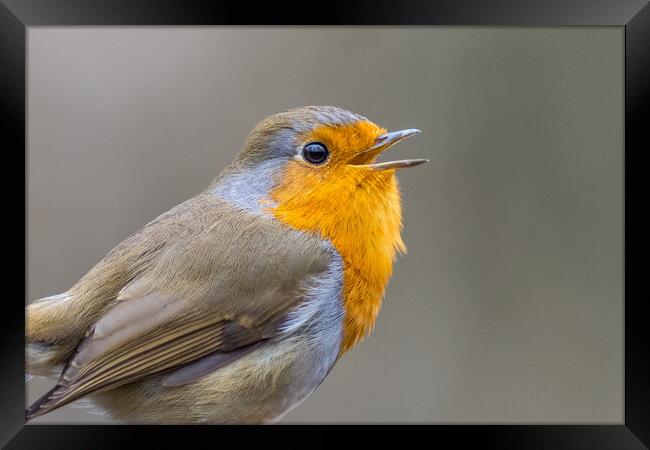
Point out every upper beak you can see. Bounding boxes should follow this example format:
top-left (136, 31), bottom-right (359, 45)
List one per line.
top-left (351, 129), bottom-right (428, 170)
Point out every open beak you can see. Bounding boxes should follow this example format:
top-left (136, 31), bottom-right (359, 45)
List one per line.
top-left (351, 129), bottom-right (428, 170)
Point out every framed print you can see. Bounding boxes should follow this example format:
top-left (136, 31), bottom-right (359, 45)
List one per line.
top-left (1, 0), bottom-right (648, 448)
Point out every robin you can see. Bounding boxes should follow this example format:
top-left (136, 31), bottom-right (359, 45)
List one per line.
top-left (25, 105), bottom-right (427, 424)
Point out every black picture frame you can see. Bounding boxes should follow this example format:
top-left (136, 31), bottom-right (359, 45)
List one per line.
top-left (2, 1), bottom-right (648, 448)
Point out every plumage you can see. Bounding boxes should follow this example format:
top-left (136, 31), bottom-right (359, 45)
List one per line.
top-left (26, 105), bottom-right (424, 423)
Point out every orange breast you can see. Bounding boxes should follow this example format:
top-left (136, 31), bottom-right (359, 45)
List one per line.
top-left (269, 162), bottom-right (405, 355)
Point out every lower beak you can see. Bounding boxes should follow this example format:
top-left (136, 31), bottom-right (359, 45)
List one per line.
top-left (351, 129), bottom-right (428, 170)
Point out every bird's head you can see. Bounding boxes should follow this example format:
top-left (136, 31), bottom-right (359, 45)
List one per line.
top-left (218, 106), bottom-right (425, 223)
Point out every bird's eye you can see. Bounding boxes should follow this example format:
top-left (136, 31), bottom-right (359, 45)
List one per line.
top-left (302, 142), bottom-right (329, 165)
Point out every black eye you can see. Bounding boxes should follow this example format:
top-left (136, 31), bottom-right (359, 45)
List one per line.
top-left (302, 142), bottom-right (329, 165)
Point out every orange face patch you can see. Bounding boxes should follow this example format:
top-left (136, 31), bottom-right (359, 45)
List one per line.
top-left (298, 120), bottom-right (387, 169)
top-left (267, 121), bottom-right (405, 355)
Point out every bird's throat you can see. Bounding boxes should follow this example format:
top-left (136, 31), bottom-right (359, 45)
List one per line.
top-left (269, 164), bottom-right (405, 355)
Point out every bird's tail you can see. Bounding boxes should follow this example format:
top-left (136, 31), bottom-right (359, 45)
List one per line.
top-left (25, 385), bottom-right (60, 422)
top-left (25, 291), bottom-right (113, 421)
top-left (25, 343), bottom-right (84, 422)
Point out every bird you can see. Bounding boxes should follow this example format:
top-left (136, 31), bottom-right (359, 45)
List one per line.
top-left (25, 105), bottom-right (427, 424)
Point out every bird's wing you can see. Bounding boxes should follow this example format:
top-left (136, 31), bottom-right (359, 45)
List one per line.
top-left (26, 197), bottom-right (335, 420)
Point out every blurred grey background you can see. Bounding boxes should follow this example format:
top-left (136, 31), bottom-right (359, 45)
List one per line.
top-left (27, 27), bottom-right (623, 424)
